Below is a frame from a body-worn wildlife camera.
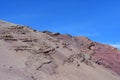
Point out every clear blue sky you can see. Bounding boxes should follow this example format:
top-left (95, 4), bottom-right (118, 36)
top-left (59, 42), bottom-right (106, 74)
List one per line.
top-left (0, 0), bottom-right (120, 48)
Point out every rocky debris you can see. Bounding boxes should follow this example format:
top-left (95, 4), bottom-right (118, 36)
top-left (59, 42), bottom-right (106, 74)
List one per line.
top-left (41, 48), bottom-right (55, 55)
top-left (14, 46), bottom-right (32, 52)
top-left (52, 32), bottom-right (60, 36)
top-left (87, 42), bottom-right (96, 50)
top-left (65, 52), bottom-right (92, 66)
top-left (42, 30), bottom-right (60, 36)
top-left (37, 42), bottom-right (56, 55)
top-left (36, 61), bottom-right (52, 70)
top-left (20, 38), bottom-right (38, 42)
top-left (0, 34), bottom-right (18, 41)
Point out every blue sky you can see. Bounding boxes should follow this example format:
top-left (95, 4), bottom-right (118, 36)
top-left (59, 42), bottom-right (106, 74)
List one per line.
top-left (0, 0), bottom-right (120, 48)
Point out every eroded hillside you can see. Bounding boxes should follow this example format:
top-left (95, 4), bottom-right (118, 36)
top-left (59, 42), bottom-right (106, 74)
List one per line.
top-left (0, 20), bottom-right (120, 80)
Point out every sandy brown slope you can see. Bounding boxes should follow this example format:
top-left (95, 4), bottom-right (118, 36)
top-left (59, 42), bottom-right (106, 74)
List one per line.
top-left (0, 20), bottom-right (120, 80)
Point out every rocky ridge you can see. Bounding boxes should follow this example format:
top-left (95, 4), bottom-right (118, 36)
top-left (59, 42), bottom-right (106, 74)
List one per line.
top-left (0, 20), bottom-right (120, 80)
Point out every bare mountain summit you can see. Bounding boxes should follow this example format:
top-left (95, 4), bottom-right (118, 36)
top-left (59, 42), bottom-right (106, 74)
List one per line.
top-left (0, 20), bottom-right (120, 80)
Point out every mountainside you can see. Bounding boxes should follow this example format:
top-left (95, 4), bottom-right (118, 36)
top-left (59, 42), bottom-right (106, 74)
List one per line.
top-left (0, 20), bottom-right (120, 80)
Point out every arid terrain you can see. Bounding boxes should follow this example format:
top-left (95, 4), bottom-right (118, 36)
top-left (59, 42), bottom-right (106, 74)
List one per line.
top-left (0, 20), bottom-right (120, 80)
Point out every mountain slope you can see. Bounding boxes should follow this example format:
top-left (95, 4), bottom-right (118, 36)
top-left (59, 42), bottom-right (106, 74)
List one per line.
top-left (0, 20), bottom-right (120, 80)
